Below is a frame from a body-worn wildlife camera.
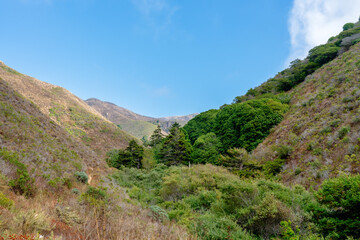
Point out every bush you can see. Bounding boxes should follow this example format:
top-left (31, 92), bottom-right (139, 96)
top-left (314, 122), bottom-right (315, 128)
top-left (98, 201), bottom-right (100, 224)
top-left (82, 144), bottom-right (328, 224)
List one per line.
top-left (343, 22), bottom-right (355, 31)
top-left (312, 174), bottom-right (360, 239)
top-left (264, 158), bottom-right (286, 176)
top-left (338, 126), bottom-right (350, 139)
top-left (85, 186), bottom-right (107, 200)
top-left (192, 213), bottom-right (255, 240)
top-left (9, 169), bottom-right (36, 198)
top-left (74, 171), bottom-right (88, 183)
top-left (0, 191), bottom-right (14, 209)
top-left (148, 205), bottom-right (169, 222)
top-left (273, 144), bottom-right (293, 159)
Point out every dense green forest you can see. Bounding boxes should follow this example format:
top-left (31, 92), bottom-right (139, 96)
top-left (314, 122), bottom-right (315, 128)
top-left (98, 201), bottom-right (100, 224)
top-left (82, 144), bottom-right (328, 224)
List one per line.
top-left (105, 20), bottom-right (360, 240)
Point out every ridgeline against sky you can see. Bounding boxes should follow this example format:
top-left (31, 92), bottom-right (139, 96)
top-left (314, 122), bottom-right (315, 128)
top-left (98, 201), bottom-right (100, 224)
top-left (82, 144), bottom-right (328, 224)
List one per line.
top-left (1, 0), bottom-right (359, 117)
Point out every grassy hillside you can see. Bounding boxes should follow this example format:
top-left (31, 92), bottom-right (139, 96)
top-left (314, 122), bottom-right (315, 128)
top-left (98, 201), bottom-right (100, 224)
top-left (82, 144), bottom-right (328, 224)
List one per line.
top-left (0, 62), bottom-right (134, 158)
top-left (253, 42), bottom-right (360, 187)
top-left (0, 77), bottom-right (99, 187)
top-left (86, 98), bottom-right (158, 139)
top-left (0, 71), bottom-right (192, 240)
top-left (86, 98), bottom-right (197, 139)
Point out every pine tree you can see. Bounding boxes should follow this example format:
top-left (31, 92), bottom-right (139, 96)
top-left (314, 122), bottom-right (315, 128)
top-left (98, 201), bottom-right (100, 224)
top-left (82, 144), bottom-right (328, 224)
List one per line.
top-left (106, 140), bottom-right (144, 169)
top-left (149, 125), bottom-right (164, 147)
top-left (126, 140), bottom-right (144, 169)
top-left (157, 123), bottom-right (192, 166)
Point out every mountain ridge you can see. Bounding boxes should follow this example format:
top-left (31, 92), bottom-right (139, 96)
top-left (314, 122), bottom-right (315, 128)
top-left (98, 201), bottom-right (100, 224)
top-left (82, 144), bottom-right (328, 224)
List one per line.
top-left (86, 97), bottom-right (197, 139)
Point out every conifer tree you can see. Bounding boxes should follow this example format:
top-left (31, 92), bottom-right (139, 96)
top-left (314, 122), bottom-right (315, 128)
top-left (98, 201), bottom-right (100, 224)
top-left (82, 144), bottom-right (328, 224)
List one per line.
top-left (149, 125), bottom-right (164, 147)
top-left (157, 123), bottom-right (192, 166)
top-left (126, 140), bottom-right (144, 169)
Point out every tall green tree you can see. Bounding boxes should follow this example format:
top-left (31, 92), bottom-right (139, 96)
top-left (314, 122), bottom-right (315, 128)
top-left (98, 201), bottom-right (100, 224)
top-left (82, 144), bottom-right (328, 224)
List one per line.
top-left (149, 125), bottom-right (164, 147)
top-left (106, 140), bottom-right (144, 169)
top-left (126, 140), bottom-right (144, 169)
top-left (157, 123), bottom-right (192, 166)
top-left (191, 132), bottom-right (221, 165)
top-left (183, 109), bottom-right (219, 144)
top-left (214, 98), bottom-right (288, 152)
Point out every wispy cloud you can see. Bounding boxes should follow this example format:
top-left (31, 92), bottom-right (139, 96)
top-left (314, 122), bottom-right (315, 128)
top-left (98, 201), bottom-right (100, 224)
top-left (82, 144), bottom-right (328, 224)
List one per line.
top-left (131, 0), bottom-right (179, 39)
top-left (287, 0), bottom-right (360, 66)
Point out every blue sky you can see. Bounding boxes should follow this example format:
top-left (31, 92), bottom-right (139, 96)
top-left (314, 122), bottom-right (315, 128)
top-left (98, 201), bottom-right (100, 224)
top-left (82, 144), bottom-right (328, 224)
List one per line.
top-left (1, 0), bottom-right (359, 117)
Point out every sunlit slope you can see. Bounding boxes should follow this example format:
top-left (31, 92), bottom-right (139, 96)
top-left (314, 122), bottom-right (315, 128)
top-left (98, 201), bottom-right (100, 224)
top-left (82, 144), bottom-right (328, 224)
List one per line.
top-left (0, 62), bottom-right (134, 157)
top-left (254, 42), bottom-right (360, 186)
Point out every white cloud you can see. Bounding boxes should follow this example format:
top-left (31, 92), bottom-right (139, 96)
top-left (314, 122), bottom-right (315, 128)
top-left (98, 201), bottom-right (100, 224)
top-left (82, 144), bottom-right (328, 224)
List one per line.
top-left (287, 0), bottom-right (360, 65)
top-left (131, 0), bottom-right (178, 39)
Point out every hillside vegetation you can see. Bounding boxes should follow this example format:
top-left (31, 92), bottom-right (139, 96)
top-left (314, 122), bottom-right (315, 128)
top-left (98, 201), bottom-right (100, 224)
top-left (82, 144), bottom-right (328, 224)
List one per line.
top-left (86, 98), bottom-right (197, 139)
top-left (0, 72), bottom-right (193, 239)
top-left (104, 20), bottom-right (360, 240)
top-left (0, 63), bottom-right (134, 158)
top-left (2, 19), bottom-right (360, 240)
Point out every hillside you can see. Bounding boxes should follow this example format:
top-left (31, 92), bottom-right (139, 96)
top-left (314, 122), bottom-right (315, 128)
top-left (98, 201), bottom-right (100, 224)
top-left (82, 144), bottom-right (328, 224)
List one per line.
top-left (86, 98), bottom-right (197, 139)
top-left (0, 62), bottom-right (134, 158)
top-left (253, 41), bottom-right (360, 187)
top-left (0, 69), bottom-right (192, 240)
top-left (0, 77), bottom-right (100, 183)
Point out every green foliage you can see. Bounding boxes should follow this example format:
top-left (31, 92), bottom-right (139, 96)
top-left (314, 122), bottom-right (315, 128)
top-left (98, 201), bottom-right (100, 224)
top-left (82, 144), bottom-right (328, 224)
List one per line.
top-left (338, 126), bottom-right (350, 139)
top-left (192, 213), bottom-right (255, 240)
top-left (183, 109), bottom-right (219, 144)
top-left (0, 191), bottom-right (14, 209)
top-left (149, 125), bottom-right (164, 147)
top-left (218, 148), bottom-right (249, 170)
top-left (280, 220), bottom-right (300, 240)
top-left (312, 174), bottom-right (360, 239)
top-left (157, 123), bottom-right (192, 166)
top-left (191, 133), bottom-right (221, 165)
top-left (106, 140), bottom-right (144, 169)
top-left (264, 158), bottom-right (286, 177)
top-left (214, 98), bottom-right (288, 152)
top-left (74, 171), bottom-right (88, 183)
top-left (81, 186), bottom-right (108, 207)
top-left (343, 23), bottom-right (355, 31)
top-left (273, 144), bottom-right (293, 159)
top-left (85, 186), bottom-right (107, 200)
top-left (0, 148), bottom-right (36, 198)
top-left (148, 205), bottom-right (169, 222)
top-left (72, 188), bottom-right (80, 194)
top-left (308, 43), bottom-right (340, 65)
top-left (112, 164), bottom-right (314, 239)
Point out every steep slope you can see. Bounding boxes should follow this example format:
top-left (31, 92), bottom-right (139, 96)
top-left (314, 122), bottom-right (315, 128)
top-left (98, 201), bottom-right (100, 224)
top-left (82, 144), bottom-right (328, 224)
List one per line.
top-left (0, 77), bottom-right (100, 186)
top-left (0, 77), bottom-right (192, 239)
top-left (0, 62), bottom-right (134, 158)
top-left (86, 98), bottom-right (197, 138)
top-left (253, 42), bottom-right (360, 187)
top-left (86, 98), bottom-right (158, 139)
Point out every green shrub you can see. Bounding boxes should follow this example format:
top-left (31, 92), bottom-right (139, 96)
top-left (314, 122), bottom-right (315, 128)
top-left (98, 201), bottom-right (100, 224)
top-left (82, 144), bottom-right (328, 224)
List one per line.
top-left (148, 205), bottom-right (169, 222)
top-left (0, 148), bottom-right (36, 197)
top-left (273, 144), bottom-right (293, 159)
top-left (0, 191), bottom-right (14, 209)
top-left (85, 186), bottom-right (107, 200)
top-left (72, 188), bottom-right (80, 194)
top-left (74, 171), bottom-right (88, 183)
top-left (338, 126), bottom-right (350, 139)
top-left (264, 158), bottom-right (286, 176)
top-left (9, 168), bottom-right (36, 198)
top-left (312, 174), bottom-right (360, 239)
top-left (192, 213), bottom-right (255, 240)
top-left (343, 22), bottom-right (355, 31)
top-left (308, 43), bottom-right (340, 65)
top-left (280, 220), bottom-right (300, 240)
